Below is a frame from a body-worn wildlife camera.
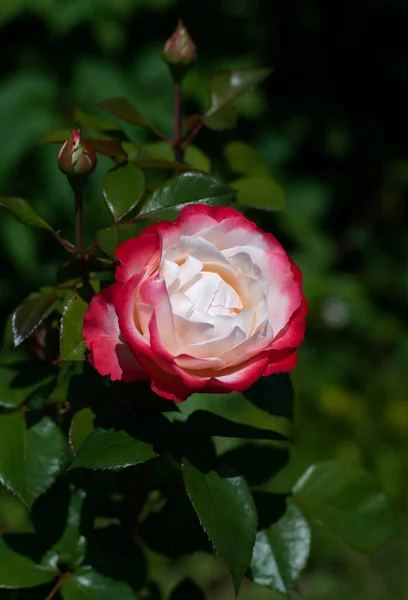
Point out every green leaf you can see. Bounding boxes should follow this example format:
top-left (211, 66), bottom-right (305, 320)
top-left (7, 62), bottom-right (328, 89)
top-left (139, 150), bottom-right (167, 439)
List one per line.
top-left (292, 461), bottom-right (398, 552)
top-left (38, 129), bottom-right (71, 146)
top-left (97, 222), bottom-right (153, 259)
top-left (53, 488), bottom-right (86, 568)
top-left (61, 567), bottom-right (137, 600)
top-left (70, 408), bottom-right (96, 454)
top-left (99, 97), bottom-right (150, 127)
top-left (103, 163), bottom-right (145, 222)
top-left (225, 141), bottom-right (271, 176)
top-left (182, 459), bottom-right (257, 596)
top-left (0, 363), bottom-right (54, 409)
top-left (0, 537), bottom-right (56, 588)
top-left (0, 197), bottom-right (53, 231)
top-left (251, 501), bottom-right (311, 596)
top-left (202, 105), bottom-right (238, 131)
top-left (243, 374), bottom-right (294, 422)
top-left (139, 141), bottom-right (211, 172)
top-left (74, 109), bottom-right (122, 135)
top-left (186, 411), bottom-right (288, 442)
top-left (70, 428), bottom-right (158, 470)
top-left (231, 176), bottom-right (285, 210)
top-left (60, 292), bottom-right (89, 361)
top-left (138, 172), bottom-right (235, 216)
top-left (206, 68), bottom-right (272, 114)
top-left (86, 138), bottom-right (125, 161)
top-left (0, 413), bottom-right (65, 508)
top-left (12, 291), bottom-right (56, 347)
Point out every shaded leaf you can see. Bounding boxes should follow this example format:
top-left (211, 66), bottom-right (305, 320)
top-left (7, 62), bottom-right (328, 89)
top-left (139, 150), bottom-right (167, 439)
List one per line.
top-left (86, 138), bottom-right (125, 161)
top-left (0, 413), bottom-right (64, 508)
top-left (53, 488), bottom-right (86, 569)
top-left (12, 291), bottom-right (56, 347)
top-left (206, 68), bottom-right (272, 115)
top-left (225, 141), bottom-right (271, 176)
top-left (38, 129), bottom-right (71, 146)
top-left (103, 163), bottom-right (145, 222)
top-left (74, 109), bottom-right (122, 135)
top-left (97, 221), bottom-right (153, 259)
top-left (0, 363), bottom-right (54, 409)
top-left (138, 172), bottom-right (235, 216)
top-left (139, 141), bottom-right (211, 172)
top-left (202, 105), bottom-right (238, 131)
top-left (293, 461), bottom-right (398, 552)
top-left (186, 411), bottom-right (288, 442)
top-left (61, 567), bottom-right (137, 600)
top-left (0, 197), bottom-right (53, 231)
top-left (250, 501), bottom-right (311, 596)
top-left (182, 459), bottom-right (257, 596)
top-left (243, 374), bottom-right (294, 422)
top-left (231, 176), bottom-right (285, 210)
top-left (99, 97), bottom-right (150, 127)
top-left (60, 293), bottom-right (88, 361)
top-left (0, 537), bottom-right (56, 588)
top-left (70, 408), bottom-right (96, 455)
top-left (70, 428), bottom-right (158, 470)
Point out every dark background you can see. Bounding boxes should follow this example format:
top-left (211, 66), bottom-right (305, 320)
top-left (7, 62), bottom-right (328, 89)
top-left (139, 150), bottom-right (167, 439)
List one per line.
top-left (0, 1), bottom-right (407, 598)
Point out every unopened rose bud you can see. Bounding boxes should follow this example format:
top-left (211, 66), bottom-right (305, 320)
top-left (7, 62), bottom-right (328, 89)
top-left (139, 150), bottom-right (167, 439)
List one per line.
top-left (163, 19), bottom-right (197, 67)
top-left (58, 128), bottom-right (97, 179)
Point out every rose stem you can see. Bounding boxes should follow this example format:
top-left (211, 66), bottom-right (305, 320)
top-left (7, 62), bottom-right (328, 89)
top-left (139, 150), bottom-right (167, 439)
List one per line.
top-left (73, 181), bottom-right (85, 254)
top-left (173, 81), bottom-right (184, 163)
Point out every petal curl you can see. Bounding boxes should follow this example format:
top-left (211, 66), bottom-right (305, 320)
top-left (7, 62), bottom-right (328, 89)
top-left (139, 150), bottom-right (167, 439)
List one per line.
top-left (83, 284), bottom-right (146, 382)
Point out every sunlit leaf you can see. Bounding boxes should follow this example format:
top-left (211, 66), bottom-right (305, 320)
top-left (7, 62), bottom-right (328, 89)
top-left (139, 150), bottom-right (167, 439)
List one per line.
top-left (138, 172), bottom-right (235, 216)
top-left (60, 293), bottom-right (88, 361)
top-left (12, 291), bottom-right (56, 347)
top-left (103, 163), bottom-right (145, 222)
top-left (0, 412), bottom-right (65, 508)
top-left (0, 197), bottom-right (53, 231)
top-left (251, 501), bottom-right (311, 596)
top-left (293, 461), bottom-right (398, 552)
top-left (182, 458), bottom-right (257, 596)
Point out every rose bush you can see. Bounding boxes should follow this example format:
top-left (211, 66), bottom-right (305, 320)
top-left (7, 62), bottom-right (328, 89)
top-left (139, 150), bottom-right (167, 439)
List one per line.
top-left (83, 204), bottom-right (307, 401)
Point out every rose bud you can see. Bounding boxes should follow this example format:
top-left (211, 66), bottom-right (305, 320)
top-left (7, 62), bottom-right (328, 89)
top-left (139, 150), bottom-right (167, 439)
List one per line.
top-left (58, 128), bottom-right (97, 179)
top-left (83, 204), bottom-right (307, 402)
top-left (163, 19), bottom-right (197, 66)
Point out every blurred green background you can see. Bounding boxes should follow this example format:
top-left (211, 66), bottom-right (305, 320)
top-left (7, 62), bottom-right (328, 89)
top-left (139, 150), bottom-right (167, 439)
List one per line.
top-left (0, 0), bottom-right (407, 598)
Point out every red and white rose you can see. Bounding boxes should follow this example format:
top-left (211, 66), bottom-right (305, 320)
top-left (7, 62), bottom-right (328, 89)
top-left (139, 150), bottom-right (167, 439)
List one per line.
top-left (83, 204), bottom-right (306, 402)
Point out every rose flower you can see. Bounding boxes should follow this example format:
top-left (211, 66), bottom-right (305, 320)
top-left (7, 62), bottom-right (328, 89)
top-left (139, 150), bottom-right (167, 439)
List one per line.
top-left (83, 205), bottom-right (306, 402)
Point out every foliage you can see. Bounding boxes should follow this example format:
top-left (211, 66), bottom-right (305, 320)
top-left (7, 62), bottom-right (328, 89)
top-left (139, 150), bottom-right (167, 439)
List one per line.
top-left (0, 2), bottom-right (406, 599)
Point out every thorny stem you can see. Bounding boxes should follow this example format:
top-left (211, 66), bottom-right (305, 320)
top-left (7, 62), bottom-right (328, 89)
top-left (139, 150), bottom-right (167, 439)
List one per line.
top-left (173, 82), bottom-right (184, 163)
